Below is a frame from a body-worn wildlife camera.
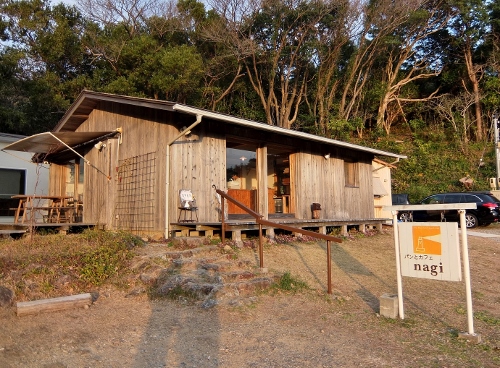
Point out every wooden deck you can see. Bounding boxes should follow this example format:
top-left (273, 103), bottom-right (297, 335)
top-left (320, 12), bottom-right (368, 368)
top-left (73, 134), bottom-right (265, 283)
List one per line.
top-left (170, 217), bottom-right (391, 241)
top-left (0, 223), bottom-right (98, 237)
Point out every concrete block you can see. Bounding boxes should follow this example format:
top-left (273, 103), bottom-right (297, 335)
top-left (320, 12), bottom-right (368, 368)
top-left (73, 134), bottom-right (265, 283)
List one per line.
top-left (380, 293), bottom-right (399, 319)
top-left (458, 332), bottom-right (482, 344)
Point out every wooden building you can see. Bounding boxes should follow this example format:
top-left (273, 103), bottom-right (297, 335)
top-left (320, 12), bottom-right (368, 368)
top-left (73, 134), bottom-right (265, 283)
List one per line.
top-left (5, 91), bottom-right (406, 239)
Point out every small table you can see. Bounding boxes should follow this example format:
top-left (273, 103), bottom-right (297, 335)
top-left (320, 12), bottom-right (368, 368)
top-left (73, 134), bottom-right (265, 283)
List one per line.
top-left (11, 195), bottom-right (74, 224)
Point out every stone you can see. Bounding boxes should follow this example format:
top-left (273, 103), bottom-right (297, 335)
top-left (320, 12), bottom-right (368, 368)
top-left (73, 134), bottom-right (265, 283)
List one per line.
top-left (458, 332), bottom-right (482, 344)
top-left (0, 286), bottom-right (14, 308)
top-left (379, 293), bottom-right (398, 319)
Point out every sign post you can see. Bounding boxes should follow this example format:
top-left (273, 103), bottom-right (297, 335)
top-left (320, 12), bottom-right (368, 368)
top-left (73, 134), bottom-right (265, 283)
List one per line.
top-left (391, 210), bottom-right (405, 319)
top-left (458, 209), bottom-right (475, 337)
top-left (384, 203), bottom-right (481, 342)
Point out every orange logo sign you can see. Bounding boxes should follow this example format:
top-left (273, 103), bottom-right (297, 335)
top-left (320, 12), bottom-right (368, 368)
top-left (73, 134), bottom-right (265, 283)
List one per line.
top-left (412, 226), bottom-right (442, 255)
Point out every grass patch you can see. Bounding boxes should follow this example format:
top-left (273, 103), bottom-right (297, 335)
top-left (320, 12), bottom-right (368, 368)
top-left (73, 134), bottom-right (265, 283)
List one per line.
top-left (0, 230), bottom-right (144, 301)
top-left (164, 285), bottom-right (199, 302)
top-left (148, 284), bottom-right (199, 304)
top-left (270, 271), bottom-right (309, 294)
top-left (474, 311), bottom-right (500, 326)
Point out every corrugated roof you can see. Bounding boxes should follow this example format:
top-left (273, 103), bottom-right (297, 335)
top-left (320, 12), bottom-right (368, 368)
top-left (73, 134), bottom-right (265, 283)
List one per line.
top-left (54, 90), bottom-right (406, 159)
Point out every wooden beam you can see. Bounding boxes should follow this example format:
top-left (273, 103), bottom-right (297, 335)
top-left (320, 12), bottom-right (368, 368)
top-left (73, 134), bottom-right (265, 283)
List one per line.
top-left (196, 225), bottom-right (219, 231)
top-left (16, 293), bottom-right (93, 316)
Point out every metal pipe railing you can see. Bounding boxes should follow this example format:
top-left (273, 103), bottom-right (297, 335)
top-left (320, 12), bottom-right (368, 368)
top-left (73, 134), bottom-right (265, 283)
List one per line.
top-left (213, 185), bottom-right (341, 294)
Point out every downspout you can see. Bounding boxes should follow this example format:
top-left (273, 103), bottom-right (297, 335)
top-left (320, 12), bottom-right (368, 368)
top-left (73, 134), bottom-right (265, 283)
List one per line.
top-left (165, 114), bottom-right (203, 239)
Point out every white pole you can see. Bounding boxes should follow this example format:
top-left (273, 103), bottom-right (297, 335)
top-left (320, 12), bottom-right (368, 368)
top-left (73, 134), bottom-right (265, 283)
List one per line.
top-left (459, 209), bottom-right (474, 334)
top-left (392, 211), bottom-right (404, 319)
top-left (494, 113), bottom-right (500, 189)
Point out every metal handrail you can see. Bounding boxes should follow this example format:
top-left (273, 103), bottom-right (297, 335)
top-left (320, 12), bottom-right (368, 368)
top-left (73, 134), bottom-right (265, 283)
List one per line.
top-left (213, 185), bottom-right (342, 294)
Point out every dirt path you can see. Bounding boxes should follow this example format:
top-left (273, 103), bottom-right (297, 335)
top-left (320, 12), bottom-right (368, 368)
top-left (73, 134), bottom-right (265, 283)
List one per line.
top-left (1, 228), bottom-right (499, 367)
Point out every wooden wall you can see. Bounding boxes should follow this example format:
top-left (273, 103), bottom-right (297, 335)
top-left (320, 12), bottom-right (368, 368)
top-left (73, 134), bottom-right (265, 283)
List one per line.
top-left (63, 102), bottom-right (171, 235)
top-left (51, 101), bottom-right (227, 236)
top-left (48, 164), bottom-right (67, 196)
top-left (292, 148), bottom-right (374, 220)
top-left (169, 124), bottom-right (226, 224)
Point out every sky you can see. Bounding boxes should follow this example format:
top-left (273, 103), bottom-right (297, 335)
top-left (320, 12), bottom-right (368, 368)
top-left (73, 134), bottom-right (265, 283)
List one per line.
top-left (51, 0), bottom-right (77, 6)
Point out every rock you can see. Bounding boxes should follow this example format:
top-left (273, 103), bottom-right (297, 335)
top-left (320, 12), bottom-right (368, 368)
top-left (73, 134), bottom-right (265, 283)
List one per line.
top-left (54, 274), bottom-right (72, 287)
top-left (138, 265), bottom-right (164, 284)
top-left (0, 286), bottom-right (15, 308)
top-left (201, 298), bottom-right (218, 309)
top-left (171, 237), bottom-right (205, 248)
top-left (125, 287), bottom-right (146, 297)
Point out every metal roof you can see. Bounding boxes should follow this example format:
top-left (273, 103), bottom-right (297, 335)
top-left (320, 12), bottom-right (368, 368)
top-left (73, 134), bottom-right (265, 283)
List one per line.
top-left (54, 90), bottom-right (406, 159)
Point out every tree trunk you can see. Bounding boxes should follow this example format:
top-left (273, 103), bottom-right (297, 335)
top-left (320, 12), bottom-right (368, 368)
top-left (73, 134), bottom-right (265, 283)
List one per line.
top-left (464, 46), bottom-right (483, 141)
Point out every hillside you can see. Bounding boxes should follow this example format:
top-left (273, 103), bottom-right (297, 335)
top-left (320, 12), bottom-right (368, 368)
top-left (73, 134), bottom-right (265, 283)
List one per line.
top-left (360, 127), bottom-right (498, 202)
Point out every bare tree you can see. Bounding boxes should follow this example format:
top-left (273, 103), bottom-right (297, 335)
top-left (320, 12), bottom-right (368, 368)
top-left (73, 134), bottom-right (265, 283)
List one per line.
top-left (339, 0), bottom-right (453, 135)
top-left (205, 0), bottom-right (345, 129)
top-left (78, 0), bottom-right (162, 37)
top-left (304, 0), bottom-right (354, 135)
top-left (431, 92), bottom-right (476, 153)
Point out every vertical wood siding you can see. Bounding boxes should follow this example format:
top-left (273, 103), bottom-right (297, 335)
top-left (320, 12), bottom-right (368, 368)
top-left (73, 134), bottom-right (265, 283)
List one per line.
top-left (169, 123), bottom-right (226, 224)
top-left (292, 148), bottom-right (374, 220)
top-left (48, 164), bottom-right (67, 196)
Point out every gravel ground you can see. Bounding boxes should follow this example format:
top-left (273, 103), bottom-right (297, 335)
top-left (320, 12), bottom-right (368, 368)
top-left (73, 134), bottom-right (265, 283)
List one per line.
top-left (1, 226), bottom-right (499, 368)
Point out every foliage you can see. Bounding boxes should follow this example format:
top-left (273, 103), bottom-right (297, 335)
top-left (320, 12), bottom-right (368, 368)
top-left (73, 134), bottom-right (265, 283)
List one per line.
top-left (0, 0), bottom-right (499, 192)
top-left (0, 230), bottom-right (144, 300)
top-left (372, 135), bottom-right (496, 202)
top-left (159, 284), bottom-right (199, 303)
top-left (474, 310), bottom-right (500, 326)
top-left (270, 271), bottom-right (309, 293)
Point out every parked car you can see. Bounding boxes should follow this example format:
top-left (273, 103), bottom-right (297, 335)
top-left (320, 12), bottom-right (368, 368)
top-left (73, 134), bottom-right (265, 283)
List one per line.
top-left (392, 193), bottom-right (412, 221)
top-left (411, 192), bottom-right (500, 228)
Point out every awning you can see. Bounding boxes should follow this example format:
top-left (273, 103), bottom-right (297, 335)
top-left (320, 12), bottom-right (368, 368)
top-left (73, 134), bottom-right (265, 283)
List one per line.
top-left (3, 131), bottom-right (115, 154)
top-left (2, 130), bottom-right (119, 164)
top-left (373, 177), bottom-right (389, 196)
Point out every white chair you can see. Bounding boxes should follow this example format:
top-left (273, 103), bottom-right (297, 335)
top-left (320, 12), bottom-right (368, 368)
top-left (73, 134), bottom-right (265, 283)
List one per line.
top-left (178, 189), bottom-right (198, 222)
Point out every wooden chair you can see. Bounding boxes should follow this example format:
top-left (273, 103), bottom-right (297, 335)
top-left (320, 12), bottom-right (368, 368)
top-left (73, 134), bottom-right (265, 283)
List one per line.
top-left (178, 189), bottom-right (198, 222)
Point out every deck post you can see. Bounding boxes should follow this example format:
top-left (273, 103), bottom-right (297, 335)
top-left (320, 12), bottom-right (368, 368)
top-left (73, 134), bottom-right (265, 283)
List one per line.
top-left (259, 224), bottom-right (264, 269)
top-left (221, 196), bottom-right (226, 244)
top-left (232, 230), bottom-right (242, 246)
top-left (266, 227), bottom-right (275, 240)
top-left (327, 240), bottom-right (332, 294)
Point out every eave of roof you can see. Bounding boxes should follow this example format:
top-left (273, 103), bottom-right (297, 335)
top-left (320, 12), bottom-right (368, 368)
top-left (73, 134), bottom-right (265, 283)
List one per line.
top-left (55, 90), bottom-right (407, 160)
top-left (0, 132), bottom-right (26, 143)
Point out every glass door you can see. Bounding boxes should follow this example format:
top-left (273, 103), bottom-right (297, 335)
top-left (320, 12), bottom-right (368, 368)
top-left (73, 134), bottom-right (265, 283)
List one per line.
top-left (226, 141), bottom-right (257, 215)
top-left (267, 148), bottom-right (291, 215)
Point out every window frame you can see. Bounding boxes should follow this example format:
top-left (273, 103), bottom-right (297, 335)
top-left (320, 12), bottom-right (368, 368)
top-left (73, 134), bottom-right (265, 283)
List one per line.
top-left (0, 168), bottom-right (27, 217)
top-left (344, 159), bottom-right (359, 188)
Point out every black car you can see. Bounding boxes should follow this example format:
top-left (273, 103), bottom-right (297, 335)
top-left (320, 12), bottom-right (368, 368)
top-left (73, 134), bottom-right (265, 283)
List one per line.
top-left (392, 193), bottom-right (412, 221)
top-left (411, 192), bottom-right (500, 228)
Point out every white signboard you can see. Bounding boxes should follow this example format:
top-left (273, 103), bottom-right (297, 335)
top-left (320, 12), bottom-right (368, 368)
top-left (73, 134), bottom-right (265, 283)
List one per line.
top-left (398, 222), bottom-right (462, 281)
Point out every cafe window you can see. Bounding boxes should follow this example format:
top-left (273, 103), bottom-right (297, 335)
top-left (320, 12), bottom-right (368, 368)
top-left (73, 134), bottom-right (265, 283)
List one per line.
top-left (344, 160), bottom-right (359, 187)
top-left (0, 168), bottom-right (26, 216)
top-left (65, 158), bottom-right (84, 198)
